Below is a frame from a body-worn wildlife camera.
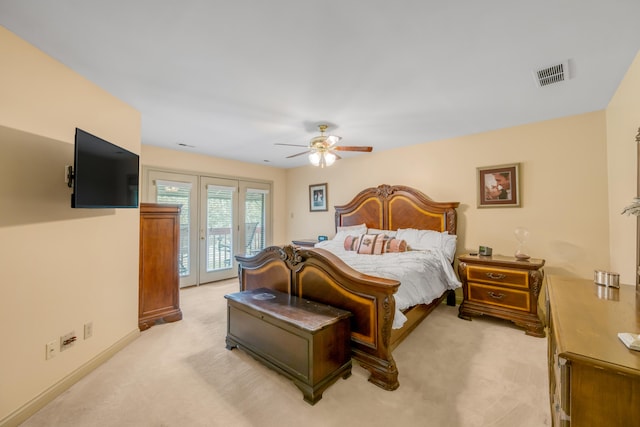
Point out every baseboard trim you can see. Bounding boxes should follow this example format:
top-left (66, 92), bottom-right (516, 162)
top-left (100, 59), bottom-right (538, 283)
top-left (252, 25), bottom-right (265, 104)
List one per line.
top-left (0, 329), bottom-right (140, 427)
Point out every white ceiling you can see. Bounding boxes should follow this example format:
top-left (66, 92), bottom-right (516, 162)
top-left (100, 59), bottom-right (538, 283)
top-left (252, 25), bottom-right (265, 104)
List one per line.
top-left (1, 1), bottom-right (639, 168)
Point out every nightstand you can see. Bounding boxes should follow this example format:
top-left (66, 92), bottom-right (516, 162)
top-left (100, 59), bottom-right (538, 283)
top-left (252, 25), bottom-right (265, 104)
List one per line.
top-left (458, 253), bottom-right (545, 337)
top-left (291, 239), bottom-right (319, 248)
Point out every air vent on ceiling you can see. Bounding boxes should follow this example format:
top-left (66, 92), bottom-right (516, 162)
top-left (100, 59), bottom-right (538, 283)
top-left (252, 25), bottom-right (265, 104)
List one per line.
top-left (533, 61), bottom-right (570, 87)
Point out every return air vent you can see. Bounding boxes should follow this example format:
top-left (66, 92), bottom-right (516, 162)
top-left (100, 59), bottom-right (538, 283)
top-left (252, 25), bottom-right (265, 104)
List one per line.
top-left (533, 61), bottom-right (570, 87)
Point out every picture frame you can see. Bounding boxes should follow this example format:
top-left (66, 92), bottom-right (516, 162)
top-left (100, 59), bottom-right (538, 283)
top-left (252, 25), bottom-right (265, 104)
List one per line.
top-left (309, 183), bottom-right (328, 212)
top-left (477, 163), bottom-right (520, 208)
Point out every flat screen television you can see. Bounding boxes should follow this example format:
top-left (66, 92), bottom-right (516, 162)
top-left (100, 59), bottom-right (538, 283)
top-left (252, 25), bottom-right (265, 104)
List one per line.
top-left (71, 128), bottom-right (139, 208)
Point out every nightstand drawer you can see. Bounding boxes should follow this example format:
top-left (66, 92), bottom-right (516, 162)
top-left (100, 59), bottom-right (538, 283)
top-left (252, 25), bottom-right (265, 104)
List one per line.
top-left (468, 282), bottom-right (530, 311)
top-left (467, 265), bottom-right (528, 289)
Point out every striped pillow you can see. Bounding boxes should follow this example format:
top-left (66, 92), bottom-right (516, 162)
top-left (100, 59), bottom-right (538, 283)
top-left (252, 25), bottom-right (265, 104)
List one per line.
top-left (344, 234), bottom-right (407, 254)
top-left (385, 237), bottom-right (408, 253)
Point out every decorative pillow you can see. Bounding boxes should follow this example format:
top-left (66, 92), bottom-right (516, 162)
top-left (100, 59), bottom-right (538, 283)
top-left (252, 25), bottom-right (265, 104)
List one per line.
top-left (356, 234), bottom-right (387, 255)
top-left (343, 234), bottom-right (360, 251)
top-left (344, 234), bottom-right (407, 254)
top-left (385, 237), bottom-right (407, 253)
top-left (333, 223), bottom-right (368, 242)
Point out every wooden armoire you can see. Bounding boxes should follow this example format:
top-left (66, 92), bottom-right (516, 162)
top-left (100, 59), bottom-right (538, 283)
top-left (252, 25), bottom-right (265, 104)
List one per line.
top-left (139, 203), bottom-right (182, 330)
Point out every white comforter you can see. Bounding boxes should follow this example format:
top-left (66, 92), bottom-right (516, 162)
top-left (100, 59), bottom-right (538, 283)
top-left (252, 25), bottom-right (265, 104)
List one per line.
top-left (314, 239), bottom-right (461, 329)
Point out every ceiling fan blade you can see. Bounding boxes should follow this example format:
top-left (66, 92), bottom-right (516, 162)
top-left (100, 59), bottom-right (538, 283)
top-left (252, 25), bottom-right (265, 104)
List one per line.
top-left (275, 143), bottom-right (309, 148)
top-left (286, 150), bottom-right (311, 159)
top-left (333, 146), bottom-right (373, 152)
top-left (326, 135), bottom-right (342, 147)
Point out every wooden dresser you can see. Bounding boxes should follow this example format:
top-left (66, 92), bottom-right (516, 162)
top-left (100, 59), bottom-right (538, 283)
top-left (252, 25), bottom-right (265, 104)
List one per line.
top-left (546, 275), bottom-right (640, 426)
top-left (139, 203), bottom-right (182, 331)
top-left (458, 254), bottom-right (546, 337)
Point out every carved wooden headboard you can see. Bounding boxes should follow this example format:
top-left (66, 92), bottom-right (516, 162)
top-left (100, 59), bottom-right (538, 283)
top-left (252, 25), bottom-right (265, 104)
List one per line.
top-left (334, 184), bottom-right (460, 235)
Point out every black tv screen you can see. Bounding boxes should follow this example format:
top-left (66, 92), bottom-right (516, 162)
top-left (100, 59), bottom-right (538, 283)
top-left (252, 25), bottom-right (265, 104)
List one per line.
top-left (72, 128), bottom-right (139, 208)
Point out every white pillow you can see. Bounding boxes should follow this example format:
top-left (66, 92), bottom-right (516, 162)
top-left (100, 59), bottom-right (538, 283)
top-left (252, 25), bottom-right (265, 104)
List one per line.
top-left (399, 228), bottom-right (442, 250)
top-left (395, 228), bottom-right (421, 245)
top-left (396, 228), bottom-right (457, 262)
top-left (337, 223), bottom-right (368, 233)
top-left (367, 228), bottom-right (397, 238)
top-left (333, 223), bottom-right (368, 242)
top-left (441, 234), bottom-right (457, 263)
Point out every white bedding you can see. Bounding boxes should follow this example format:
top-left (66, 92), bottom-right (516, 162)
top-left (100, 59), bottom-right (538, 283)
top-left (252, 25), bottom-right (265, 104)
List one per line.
top-left (314, 239), bottom-right (461, 329)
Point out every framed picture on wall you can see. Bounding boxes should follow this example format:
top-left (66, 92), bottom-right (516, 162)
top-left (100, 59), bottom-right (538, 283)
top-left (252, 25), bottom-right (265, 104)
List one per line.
top-left (477, 163), bottom-right (520, 208)
top-left (309, 183), bottom-right (328, 212)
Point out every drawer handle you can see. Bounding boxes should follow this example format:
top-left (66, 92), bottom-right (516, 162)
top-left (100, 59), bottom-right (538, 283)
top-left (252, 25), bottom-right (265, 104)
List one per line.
top-left (487, 291), bottom-right (505, 300)
top-left (486, 272), bottom-right (506, 280)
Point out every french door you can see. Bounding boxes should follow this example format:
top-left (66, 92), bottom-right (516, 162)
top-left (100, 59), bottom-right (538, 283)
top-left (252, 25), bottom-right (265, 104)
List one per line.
top-left (147, 170), bottom-right (198, 287)
top-left (145, 168), bottom-right (271, 286)
top-left (199, 177), bottom-right (270, 282)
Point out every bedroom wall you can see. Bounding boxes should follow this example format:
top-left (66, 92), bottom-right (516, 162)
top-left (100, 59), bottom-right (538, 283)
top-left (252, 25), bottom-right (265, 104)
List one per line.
top-left (286, 111), bottom-right (610, 280)
top-left (606, 50), bottom-right (640, 285)
top-left (0, 26), bottom-right (141, 425)
top-left (140, 145), bottom-right (288, 245)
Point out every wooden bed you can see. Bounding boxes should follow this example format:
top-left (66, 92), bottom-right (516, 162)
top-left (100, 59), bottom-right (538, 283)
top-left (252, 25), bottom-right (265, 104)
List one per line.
top-left (235, 184), bottom-right (459, 391)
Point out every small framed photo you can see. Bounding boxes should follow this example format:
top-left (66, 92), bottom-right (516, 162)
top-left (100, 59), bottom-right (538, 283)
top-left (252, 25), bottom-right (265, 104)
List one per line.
top-left (477, 163), bottom-right (520, 208)
top-left (309, 183), bottom-right (328, 212)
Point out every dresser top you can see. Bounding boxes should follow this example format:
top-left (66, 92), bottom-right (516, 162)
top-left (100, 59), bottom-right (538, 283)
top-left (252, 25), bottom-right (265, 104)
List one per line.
top-left (547, 275), bottom-right (640, 373)
top-left (458, 253), bottom-right (545, 270)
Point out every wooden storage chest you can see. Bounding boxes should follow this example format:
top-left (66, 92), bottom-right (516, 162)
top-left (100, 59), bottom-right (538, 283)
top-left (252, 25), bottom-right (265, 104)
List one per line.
top-left (225, 288), bottom-right (352, 404)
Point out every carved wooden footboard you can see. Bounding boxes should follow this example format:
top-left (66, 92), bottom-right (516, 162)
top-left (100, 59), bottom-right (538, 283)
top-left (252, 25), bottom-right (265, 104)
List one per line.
top-left (236, 245), bottom-right (403, 390)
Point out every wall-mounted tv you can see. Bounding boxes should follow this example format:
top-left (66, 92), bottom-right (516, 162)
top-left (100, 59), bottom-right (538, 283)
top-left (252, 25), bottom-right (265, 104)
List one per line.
top-left (71, 128), bottom-right (139, 208)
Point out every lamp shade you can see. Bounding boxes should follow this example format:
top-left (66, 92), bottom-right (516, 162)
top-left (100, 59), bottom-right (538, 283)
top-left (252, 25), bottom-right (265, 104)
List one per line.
top-left (324, 152), bottom-right (336, 166)
top-left (309, 152), bottom-right (321, 166)
top-left (309, 151), bottom-right (336, 167)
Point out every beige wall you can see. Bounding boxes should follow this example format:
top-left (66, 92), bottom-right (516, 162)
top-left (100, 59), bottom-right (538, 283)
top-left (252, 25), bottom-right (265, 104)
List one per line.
top-left (287, 111), bottom-right (611, 280)
top-left (607, 51), bottom-right (640, 284)
top-left (0, 27), bottom-right (141, 424)
top-left (140, 145), bottom-right (288, 246)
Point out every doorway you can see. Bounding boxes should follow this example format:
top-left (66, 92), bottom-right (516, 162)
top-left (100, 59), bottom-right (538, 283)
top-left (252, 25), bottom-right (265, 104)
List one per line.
top-left (144, 168), bottom-right (271, 287)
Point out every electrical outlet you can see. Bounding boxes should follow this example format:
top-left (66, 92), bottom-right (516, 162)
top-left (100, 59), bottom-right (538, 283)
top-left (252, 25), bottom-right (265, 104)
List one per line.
top-left (46, 341), bottom-right (57, 360)
top-left (60, 331), bottom-right (77, 352)
top-left (84, 322), bottom-right (93, 340)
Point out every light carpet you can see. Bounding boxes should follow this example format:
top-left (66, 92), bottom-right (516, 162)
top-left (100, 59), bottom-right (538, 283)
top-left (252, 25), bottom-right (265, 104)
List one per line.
top-left (21, 279), bottom-right (550, 427)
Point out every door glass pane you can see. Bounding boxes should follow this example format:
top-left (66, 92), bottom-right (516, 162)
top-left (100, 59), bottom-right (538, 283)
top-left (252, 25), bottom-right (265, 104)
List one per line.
top-left (245, 189), bottom-right (267, 256)
top-left (206, 186), bottom-right (234, 272)
top-left (156, 180), bottom-right (192, 277)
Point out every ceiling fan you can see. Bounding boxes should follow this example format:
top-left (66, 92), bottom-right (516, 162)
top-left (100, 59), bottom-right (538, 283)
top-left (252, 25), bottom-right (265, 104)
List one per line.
top-left (276, 124), bottom-right (373, 167)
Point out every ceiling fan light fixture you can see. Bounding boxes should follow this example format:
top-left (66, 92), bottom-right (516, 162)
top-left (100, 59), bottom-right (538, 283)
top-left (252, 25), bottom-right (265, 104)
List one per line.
top-left (309, 151), bottom-right (321, 166)
top-left (308, 150), bottom-right (336, 168)
top-left (324, 151), bottom-right (336, 166)
top-left (278, 123), bottom-right (372, 166)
